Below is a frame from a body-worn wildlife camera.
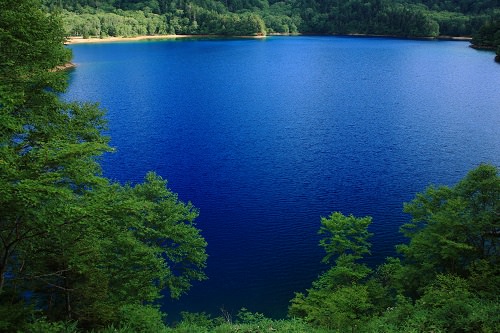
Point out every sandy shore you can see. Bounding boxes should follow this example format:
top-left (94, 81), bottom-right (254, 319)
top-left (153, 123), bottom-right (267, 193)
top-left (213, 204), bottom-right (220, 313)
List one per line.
top-left (436, 35), bottom-right (472, 41)
top-left (65, 34), bottom-right (266, 44)
top-left (65, 35), bottom-right (194, 44)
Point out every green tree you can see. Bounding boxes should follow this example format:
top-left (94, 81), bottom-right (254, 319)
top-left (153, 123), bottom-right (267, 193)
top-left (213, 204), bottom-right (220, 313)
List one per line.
top-left (1, 0), bottom-right (109, 298)
top-left (15, 174), bottom-right (207, 329)
top-left (289, 213), bottom-right (374, 331)
top-left (0, 0), bottom-right (207, 330)
top-left (363, 274), bottom-right (500, 333)
top-left (0, 0), bottom-right (71, 121)
top-left (319, 212), bottom-right (373, 263)
top-left (397, 164), bottom-right (499, 295)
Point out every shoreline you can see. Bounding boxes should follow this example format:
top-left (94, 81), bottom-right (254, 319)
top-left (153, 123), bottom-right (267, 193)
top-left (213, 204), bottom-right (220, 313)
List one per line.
top-left (342, 33), bottom-right (472, 41)
top-left (65, 33), bottom-right (472, 45)
top-left (65, 35), bottom-right (191, 44)
top-left (65, 34), bottom-right (266, 44)
top-left (436, 35), bottom-right (472, 41)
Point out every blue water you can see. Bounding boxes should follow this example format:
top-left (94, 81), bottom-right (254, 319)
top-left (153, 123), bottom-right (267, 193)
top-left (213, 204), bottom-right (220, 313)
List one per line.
top-left (64, 36), bottom-right (500, 320)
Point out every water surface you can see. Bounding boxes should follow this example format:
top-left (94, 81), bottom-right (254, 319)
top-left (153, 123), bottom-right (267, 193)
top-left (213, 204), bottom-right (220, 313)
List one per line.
top-left (65, 36), bottom-right (500, 319)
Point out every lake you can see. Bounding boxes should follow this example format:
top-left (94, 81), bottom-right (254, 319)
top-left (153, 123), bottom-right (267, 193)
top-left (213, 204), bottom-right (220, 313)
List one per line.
top-left (64, 36), bottom-right (500, 320)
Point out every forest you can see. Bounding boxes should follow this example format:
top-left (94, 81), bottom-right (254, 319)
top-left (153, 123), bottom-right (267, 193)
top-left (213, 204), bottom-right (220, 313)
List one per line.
top-left (1, 0), bottom-right (500, 332)
top-left (40, 0), bottom-right (500, 59)
top-left (44, 0), bottom-right (500, 38)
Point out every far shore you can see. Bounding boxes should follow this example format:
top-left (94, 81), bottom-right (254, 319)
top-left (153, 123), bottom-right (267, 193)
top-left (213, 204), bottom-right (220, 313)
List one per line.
top-left (65, 33), bottom-right (473, 45)
top-left (65, 34), bottom-right (266, 44)
top-left (65, 35), bottom-right (191, 44)
top-left (436, 35), bottom-right (472, 41)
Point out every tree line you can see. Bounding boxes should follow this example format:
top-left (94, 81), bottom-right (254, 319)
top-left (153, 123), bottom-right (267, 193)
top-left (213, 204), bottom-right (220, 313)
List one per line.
top-left (42, 0), bottom-right (500, 38)
top-left (1, 0), bottom-right (499, 332)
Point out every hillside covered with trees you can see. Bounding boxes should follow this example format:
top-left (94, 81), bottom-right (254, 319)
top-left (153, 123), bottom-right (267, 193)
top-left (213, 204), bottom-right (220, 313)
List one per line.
top-left (45, 0), bottom-right (500, 38)
top-left (41, 0), bottom-right (500, 60)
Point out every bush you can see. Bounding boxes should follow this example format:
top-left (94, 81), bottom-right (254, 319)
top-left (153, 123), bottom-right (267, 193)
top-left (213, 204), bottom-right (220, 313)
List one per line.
top-left (115, 304), bottom-right (168, 333)
top-left (21, 319), bottom-right (79, 333)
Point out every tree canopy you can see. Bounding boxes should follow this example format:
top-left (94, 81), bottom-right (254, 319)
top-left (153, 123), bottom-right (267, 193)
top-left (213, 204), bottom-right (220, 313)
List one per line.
top-left (0, 0), bottom-right (207, 331)
top-left (289, 164), bottom-right (500, 333)
top-left (40, 0), bottom-right (500, 38)
top-left (289, 213), bottom-right (375, 331)
top-left (397, 164), bottom-right (500, 296)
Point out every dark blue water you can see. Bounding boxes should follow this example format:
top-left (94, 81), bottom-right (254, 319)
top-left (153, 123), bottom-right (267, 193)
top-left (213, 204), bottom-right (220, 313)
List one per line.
top-left (64, 36), bottom-right (500, 320)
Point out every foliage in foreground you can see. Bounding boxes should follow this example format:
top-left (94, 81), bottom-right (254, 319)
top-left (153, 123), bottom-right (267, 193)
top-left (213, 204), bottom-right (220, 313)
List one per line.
top-left (1, 0), bottom-right (207, 331)
top-left (12, 165), bottom-right (498, 333)
top-left (16, 313), bottom-right (333, 333)
top-left (290, 164), bottom-right (500, 333)
top-left (165, 309), bottom-right (332, 333)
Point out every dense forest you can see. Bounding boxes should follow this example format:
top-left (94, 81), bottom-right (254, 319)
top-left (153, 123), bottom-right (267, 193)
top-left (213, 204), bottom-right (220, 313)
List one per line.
top-left (1, 0), bottom-right (500, 332)
top-left (41, 0), bottom-right (500, 59)
top-left (44, 0), bottom-right (500, 38)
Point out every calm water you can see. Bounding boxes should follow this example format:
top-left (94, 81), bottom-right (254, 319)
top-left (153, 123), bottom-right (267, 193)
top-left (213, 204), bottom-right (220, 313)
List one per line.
top-left (64, 36), bottom-right (500, 320)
